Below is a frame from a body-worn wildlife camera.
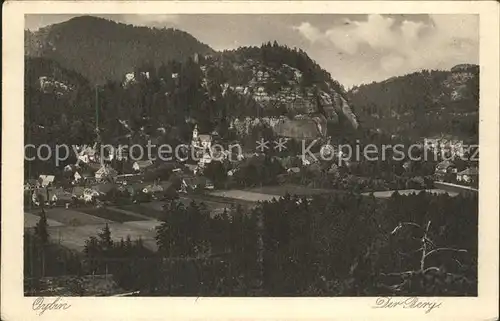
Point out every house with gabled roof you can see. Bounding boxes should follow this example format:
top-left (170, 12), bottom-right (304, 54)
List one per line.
top-left (179, 176), bottom-right (213, 193)
top-left (47, 188), bottom-right (73, 205)
top-left (38, 175), bottom-right (55, 187)
top-left (95, 165), bottom-right (118, 182)
top-left (132, 160), bottom-right (154, 172)
top-left (435, 160), bottom-right (457, 181)
top-left (25, 178), bottom-right (39, 190)
top-left (456, 167), bottom-right (479, 183)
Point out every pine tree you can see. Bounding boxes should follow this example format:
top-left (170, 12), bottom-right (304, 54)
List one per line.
top-left (98, 223), bottom-right (113, 251)
top-left (34, 208), bottom-right (49, 246)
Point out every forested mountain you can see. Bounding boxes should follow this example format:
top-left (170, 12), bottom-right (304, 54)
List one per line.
top-left (25, 36), bottom-right (359, 154)
top-left (218, 44), bottom-right (358, 139)
top-left (25, 16), bottom-right (214, 84)
top-left (347, 65), bottom-right (479, 142)
top-left (24, 56), bottom-right (96, 146)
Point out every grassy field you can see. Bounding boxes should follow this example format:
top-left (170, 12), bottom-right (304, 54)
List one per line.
top-left (24, 212), bottom-right (64, 228)
top-left (123, 220), bottom-right (163, 231)
top-left (117, 204), bottom-right (165, 220)
top-left (26, 208), bottom-right (110, 226)
top-left (78, 207), bottom-right (144, 223)
top-left (246, 184), bottom-right (342, 197)
top-left (25, 206), bottom-right (160, 253)
top-left (48, 222), bottom-right (158, 252)
top-left (209, 190), bottom-right (281, 203)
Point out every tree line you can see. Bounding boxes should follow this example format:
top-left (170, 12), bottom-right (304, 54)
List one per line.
top-left (25, 191), bottom-right (477, 296)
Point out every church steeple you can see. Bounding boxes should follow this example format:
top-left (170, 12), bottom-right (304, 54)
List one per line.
top-left (192, 124), bottom-right (199, 140)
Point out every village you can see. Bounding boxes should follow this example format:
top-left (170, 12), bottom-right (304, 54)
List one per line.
top-left (25, 126), bottom-right (479, 210)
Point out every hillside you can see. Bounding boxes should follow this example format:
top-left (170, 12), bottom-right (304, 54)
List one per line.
top-left (212, 43), bottom-right (358, 139)
top-left (25, 17), bottom-right (358, 144)
top-left (25, 16), bottom-right (214, 84)
top-left (24, 56), bottom-right (95, 145)
top-left (347, 65), bottom-right (479, 142)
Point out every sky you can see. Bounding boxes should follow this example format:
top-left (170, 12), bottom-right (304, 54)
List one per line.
top-left (25, 14), bottom-right (479, 88)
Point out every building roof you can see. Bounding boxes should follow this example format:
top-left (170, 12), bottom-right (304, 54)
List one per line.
top-left (134, 160), bottom-right (154, 169)
top-left (79, 145), bottom-right (97, 156)
top-left (143, 184), bottom-right (164, 193)
top-left (458, 167), bottom-right (479, 176)
top-left (48, 188), bottom-right (73, 201)
top-left (38, 175), bottom-right (55, 187)
top-left (96, 165), bottom-right (118, 177)
top-left (436, 160), bottom-right (454, 169)
top-left (198, 134), bottom-right (212, 142)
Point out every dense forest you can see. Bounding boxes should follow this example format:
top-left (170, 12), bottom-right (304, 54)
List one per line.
top-left (25, 16), bottom-right (214, 84)
top-left (25, 192), bottom-right (477, 296)
top-left (347, 66), bottom-right (479, 141)
top-left (222, 42), bottom-right (347, 95)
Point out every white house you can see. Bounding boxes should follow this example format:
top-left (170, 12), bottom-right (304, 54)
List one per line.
top-left (191, 125), bottom-right (212, 150)
top-left (73, 171), bottom-right (82, 183)
top-left (95, 165), bottom-right (118, 181)
top-left (83, 188), bottom-right (100, 203)
top-left (32, 191), bottom-right (40, 206)
top-left (132, 160), bottom-right (154, 172)
top-left (39, 175), bottom-right (55, 187)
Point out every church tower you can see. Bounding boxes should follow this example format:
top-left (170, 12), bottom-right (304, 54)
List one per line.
top-left (192, 124), bottom-right (199, 148)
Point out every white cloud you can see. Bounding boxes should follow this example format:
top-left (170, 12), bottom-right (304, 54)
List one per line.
top-left (292, 22), bottom-right (324, 43)
top-left (380, 54), bottom-right (405, 73)
top-left (121, 14), bottom-right (180, 26)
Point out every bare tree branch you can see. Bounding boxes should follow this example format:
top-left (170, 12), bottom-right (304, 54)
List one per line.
top-left (398, 247), bottom-right (423, 257)
top-left (424, 248), bottom-right (467, 259)
top-left (423, 236), bottom-right (436, 248)
top-left (380, 270), bottom-right (416, 277)
top-left (423, 266), bottom-right (440, 274)
top-left (391, 222), bottom-right (423, 235)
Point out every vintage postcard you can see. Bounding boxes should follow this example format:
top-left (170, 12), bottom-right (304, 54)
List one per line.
top-left (1, 1), bottom-right (499, 320)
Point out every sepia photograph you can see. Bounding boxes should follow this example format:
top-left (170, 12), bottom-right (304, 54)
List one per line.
top-left (2, 1), bottom-right (499, 320)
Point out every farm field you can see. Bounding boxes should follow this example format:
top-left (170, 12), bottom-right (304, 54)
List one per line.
top-left (140, 201), bottom-right (166, 212)
top-left (208, 190), bottom-right (281, 203)
top-left (123, 220), bottom-right (162, 232)
top-left (23, 189), bottom-right (269, 254)
top-left (78, 207), bottom-right (144, 223)
top-left (25, 212), bottom-right (64, 228)
top-left (117, 204), bottom-right (165, 220)
top-left (24, 205), bottom-right (160, 253)
top-left (246, 184), bottom-right (343, 197)
top-left (48, 222), bottom-right (158, 252)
